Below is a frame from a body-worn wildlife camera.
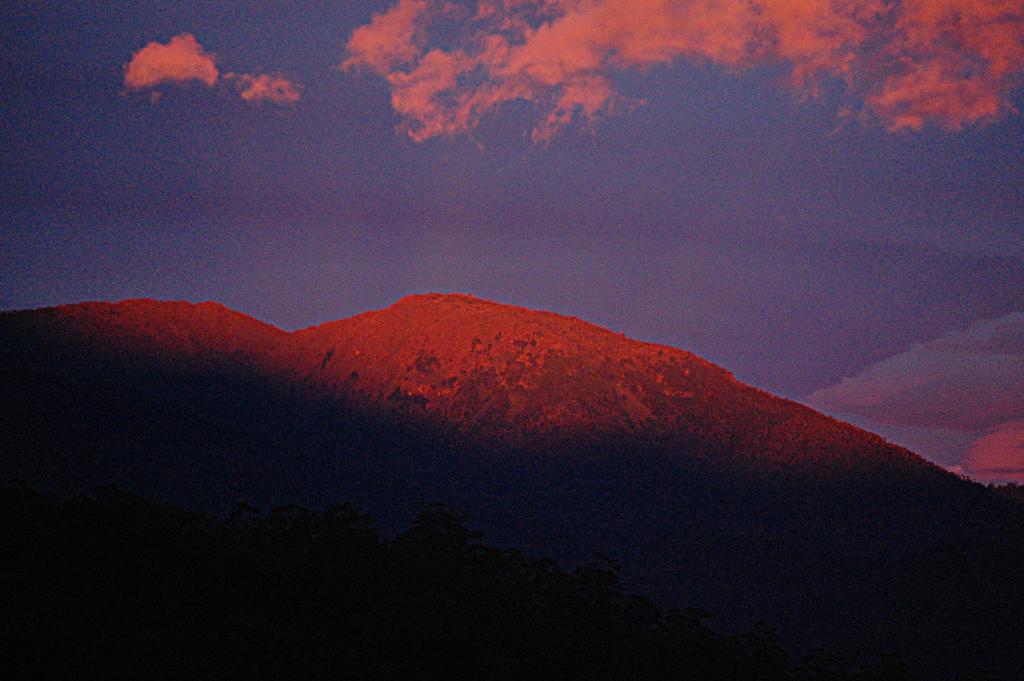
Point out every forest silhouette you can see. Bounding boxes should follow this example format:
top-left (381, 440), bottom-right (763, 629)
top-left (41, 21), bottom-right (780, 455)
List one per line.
top-left (3, 482), bottom-right (921, 681)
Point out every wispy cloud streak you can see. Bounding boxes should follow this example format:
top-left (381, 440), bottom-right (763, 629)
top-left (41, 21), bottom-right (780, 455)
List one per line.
top-left (965, 421), bottom-right (1024, 482)
top-left (810, 313), bottom-right (1024, 482)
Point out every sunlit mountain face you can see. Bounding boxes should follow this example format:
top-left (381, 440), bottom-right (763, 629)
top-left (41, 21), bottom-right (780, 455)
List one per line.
top-left (6, 294), bottom-right (934, 469)
top-left (2, 295), bottom-right (1023, 679)
top-left (293, 294), bottom-right (933, 470)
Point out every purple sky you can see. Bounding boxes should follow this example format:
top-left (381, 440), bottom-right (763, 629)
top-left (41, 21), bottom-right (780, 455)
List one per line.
top-left (2, 1), bottom-right (1022, 480)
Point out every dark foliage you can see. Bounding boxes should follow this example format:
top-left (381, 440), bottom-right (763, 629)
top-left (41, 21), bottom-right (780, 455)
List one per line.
top-left (990, 483), bottom-right (1024, 507)
top-left (2, 483), bottom-right (916, 681)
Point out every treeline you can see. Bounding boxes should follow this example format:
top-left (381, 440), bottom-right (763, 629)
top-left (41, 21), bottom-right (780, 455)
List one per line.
top-left (2, 483), bottom-right (913, 681)
top-left (990, 482), bottom-right (1024, 507)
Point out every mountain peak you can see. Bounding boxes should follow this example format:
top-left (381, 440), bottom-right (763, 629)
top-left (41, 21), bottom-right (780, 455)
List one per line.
top-left (289, 295), bottom-right (918, 470)
top-left (293, 292), bottom-right (725, 434)
top-left (1, 295), bottom-right (929, 469)
top-left (391, 292), bottom-right (494, 307)
top-left (4, 297), bottom-right (287, 367)
top-left (355, 293), bottom-right (613, 337)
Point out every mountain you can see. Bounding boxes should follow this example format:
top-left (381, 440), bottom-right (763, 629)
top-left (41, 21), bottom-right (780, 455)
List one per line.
top-left (2, 295), bottom-right (1022, 679)
top-left (293, 294), bottom-right (926, 470)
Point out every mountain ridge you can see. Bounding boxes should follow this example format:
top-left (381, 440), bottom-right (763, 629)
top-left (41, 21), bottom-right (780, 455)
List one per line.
top-left (5, 293), bottom-right (932, 473)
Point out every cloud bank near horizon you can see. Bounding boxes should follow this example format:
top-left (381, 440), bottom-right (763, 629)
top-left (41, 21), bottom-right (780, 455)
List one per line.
top-left (964, 420), bottom-right (1024, 482)
top-left (124, 33), bottom-right (302, 106)
top-left (343, 0), bottom-right (1024, 142)
top-left (810, 313), bottom-right (1024, 482)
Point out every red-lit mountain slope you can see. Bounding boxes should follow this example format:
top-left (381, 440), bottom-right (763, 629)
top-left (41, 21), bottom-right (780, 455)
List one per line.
top-left (0, 299), bottom-right (291, 371)
top-left (1, 293), bottom-right (929, 474)
top-left (294, 293), bottom-right (726, 431)
top-left (293, 293), bottom-right (927, 470)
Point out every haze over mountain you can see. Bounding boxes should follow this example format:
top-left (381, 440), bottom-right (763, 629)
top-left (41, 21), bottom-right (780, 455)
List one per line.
top-left (2, 295), bottom-right (1022, 679)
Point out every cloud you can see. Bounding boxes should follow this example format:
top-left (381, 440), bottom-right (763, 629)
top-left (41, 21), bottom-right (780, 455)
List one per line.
top-left (343, 0), bottom-right (1024, 141)
top-left (124, 34), bottom-right (301, 105)
top-left (229, 73), bottom-right (303, 105)
top-left (964, 421), bottom-right (1024, 482)
top-left (810, 313), bottom-right (1024, 431)
top-left (809, 313), bottom-right (1024, 482)
top-left (124, 33), bottom-right (219, 90)
top-left (344, 0), bottom-right (428, 72)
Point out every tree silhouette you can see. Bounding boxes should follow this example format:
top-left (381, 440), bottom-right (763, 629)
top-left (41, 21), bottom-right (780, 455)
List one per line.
top-left (0, 482), bottom-right (929, 681)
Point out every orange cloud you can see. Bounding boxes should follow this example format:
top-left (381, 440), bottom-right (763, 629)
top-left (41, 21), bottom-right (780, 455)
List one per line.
top-left (964, 421), bottom-right (1024, 482)
top-left (230, 73), bottom-right (303, 105)
top-left (344, 0), bottom-right (429, 72)
top-left (867, 0), bottom-right (1024, 130)
top-left (124, 33), bottom-right (219, 90)
top-left (344, 0), bottom-right (1024, 141)
top-left (125, 35), bottom-right (303, 106)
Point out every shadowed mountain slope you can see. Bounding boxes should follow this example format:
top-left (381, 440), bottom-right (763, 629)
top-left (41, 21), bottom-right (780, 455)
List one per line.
top-left (2, 295), bottom-right (1022, 679)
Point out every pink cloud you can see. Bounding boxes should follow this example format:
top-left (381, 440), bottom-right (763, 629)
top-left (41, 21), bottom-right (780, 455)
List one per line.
top-left (964, 421), bottom-right (1024, 483)
top-left (809, 314), bottom-right (1024, 483)
top-left (124, 35), bottom-right (303, 106)
top-left (343, 0), bottom-right (1024, 142)
top-left (124, 33), bottom-right (219, 90)
top-left (230, 73), bottom-right (303, 105)
top-left (808, 314), bottom-right (1024, 432)
top-left (344, 0), bottom-right (429, 73)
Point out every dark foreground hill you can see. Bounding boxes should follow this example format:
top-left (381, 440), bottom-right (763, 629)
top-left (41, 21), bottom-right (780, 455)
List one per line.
top-left (3, 483), bottom-right (917, 681)
top-left (2, 295), bottom-right (1022, 679)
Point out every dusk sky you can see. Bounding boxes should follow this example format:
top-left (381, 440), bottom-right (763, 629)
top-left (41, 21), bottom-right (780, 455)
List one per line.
top-left (3, 1), bottom-right (1023, 481)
